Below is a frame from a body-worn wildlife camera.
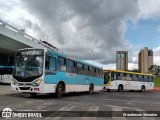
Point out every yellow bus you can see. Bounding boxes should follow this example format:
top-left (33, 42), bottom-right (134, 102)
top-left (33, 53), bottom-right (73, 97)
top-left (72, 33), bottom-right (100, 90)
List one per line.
top-left (103, 70), bottom-right (154, 92)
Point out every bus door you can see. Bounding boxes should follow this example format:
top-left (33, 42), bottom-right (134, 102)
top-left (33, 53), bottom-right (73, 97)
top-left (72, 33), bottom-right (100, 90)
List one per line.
top-left (44, 55), bottom-right (57, 84)
top-left (104, 71), bottom-right (110, 86)
top-left (145, 76), bottom-right (152, 89)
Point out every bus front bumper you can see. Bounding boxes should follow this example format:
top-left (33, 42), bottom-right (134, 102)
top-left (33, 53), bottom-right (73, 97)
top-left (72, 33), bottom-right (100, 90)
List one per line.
top-left (11, 83), bottom-right (57, 94)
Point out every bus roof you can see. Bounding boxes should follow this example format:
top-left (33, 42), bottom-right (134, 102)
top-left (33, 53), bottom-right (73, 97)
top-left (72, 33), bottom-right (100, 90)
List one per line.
top-left (103, 69), bottom-right (153, 76)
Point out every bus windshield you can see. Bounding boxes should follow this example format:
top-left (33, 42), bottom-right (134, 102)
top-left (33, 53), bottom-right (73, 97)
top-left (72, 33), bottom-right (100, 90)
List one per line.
top-left (13, 49), bottom-right (44, 77)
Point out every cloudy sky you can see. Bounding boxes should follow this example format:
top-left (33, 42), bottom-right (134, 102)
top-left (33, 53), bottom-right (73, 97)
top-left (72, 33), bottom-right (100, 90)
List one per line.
top-left (0, 0), bottom-right (160, 69)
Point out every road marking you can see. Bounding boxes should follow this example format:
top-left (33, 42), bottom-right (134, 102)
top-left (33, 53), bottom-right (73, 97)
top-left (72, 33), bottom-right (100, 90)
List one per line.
top-left (82, 96), bottom-right (160, 105)
top-left (126, 102), bottom-right (133, 105)
top-left (37, 105), bottom-right (46, 110)
top-left (44, 104), bottom-right (75, 120)
top-left (106, 104), bottom-right (138, 110)
top-left (88, 106), bottom-right (99, 111)
top-left (58, 104), bottom-right (75, 111)
top-left (79, 106), bottom-right (99, 120)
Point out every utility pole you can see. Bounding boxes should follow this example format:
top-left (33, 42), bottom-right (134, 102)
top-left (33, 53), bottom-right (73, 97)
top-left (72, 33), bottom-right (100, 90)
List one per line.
top-left (91, 50), bottom-right (94, 65)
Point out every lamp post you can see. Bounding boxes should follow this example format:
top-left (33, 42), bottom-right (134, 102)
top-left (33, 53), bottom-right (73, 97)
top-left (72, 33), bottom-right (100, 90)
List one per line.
top-left (91, 50), bottom-right (94, 65)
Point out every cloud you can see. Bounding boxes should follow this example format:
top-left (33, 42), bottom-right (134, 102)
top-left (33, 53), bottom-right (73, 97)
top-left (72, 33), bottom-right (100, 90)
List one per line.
top-left (2, 0), bottom-right (153, 69)
top-left (153, 46), bottom-right (160, 66)
top-left (19, 0), bottom-right (140, 65)
top-left (153, 46), bottom-right (160, 57)
top-left (138, 0), bottom-right (160, 19)
top-left (153, 45), bottom-right (160, 66)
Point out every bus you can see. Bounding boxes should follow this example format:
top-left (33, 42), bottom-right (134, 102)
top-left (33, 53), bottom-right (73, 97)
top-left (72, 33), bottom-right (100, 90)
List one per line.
top-left (11, 48), bottom-right (103, 97)
top-left (103, 70), bottom-right (154, 92)
top-left (0, 55), bottom-right (14, 84)
top-left (0, 66), bottom-right (14, 83)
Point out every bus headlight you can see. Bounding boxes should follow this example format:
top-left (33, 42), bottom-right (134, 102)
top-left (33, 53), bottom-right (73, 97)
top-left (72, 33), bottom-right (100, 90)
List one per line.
top-left (12, 79), bottom-right (17, 85)
top-left (32, 79), bottom-right (42, 86)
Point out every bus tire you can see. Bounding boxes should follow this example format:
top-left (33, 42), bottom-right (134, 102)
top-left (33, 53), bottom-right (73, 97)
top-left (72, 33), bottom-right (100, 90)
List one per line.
top-left (118, 85), bottom-right (123, 92)
top-left (107, 89), bottom-right (110, 92)
top-left (56, 84), bottom-right (63, 98)
top-left (89, 84), bottom-right (94, 95)
top-left (30, 93), bottom-right (37, 97)
top-left (140, 86), bottom-right (145, 92)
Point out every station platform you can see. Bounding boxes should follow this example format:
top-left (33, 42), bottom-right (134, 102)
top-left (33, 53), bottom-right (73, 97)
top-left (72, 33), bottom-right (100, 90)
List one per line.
top-left (0, 85), bottom-right (11, 95)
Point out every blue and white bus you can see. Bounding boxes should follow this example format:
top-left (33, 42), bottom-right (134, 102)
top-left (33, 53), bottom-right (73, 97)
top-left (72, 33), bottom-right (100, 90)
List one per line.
top-left (11, 48), bottom-right (103, 97)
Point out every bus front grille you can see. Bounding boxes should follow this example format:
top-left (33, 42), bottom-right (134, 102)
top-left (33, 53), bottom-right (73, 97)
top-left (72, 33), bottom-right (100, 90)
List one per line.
top-left (19, 87), bottom-right (31, 90)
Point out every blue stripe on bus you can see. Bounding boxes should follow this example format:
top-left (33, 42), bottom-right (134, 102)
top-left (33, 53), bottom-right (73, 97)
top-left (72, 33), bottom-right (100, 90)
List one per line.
top-left (44, 72), bottom-right (103, 86)
top-left (0, 66), bottom-right (14, 68)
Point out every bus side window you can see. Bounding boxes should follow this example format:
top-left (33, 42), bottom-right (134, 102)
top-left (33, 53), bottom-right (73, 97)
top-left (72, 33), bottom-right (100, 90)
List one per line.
top-left (50, 57), bottom-right (56, 71)
top-left (58, 57), bottom-right (66, 72)
top-left (126, 74), bottom-right (131, 80)
top-left (100, 70), bottom-right (103, 78)
top-left (76, 62), bottom-right (83, 74)
top-left (151, 76), bottom-right (153, 82)
top-left (132, 74), bottom-right (137, 81)
top-left (142, 75), bottom-right (144, 81)
top-left (94, 68), bottom-right (99, 77)
top-left (66, 59), bottom-right (75, 73)
top-left (97, 69), bottom-right (100, 78)
top-left (112, 72), bottom-right (117, 80)
top-left (45, 56), bottom-right (56, 72)
top-left (94, 68), bottom-right (96, 77)
top-left (138, 75), bottom-right (143, 81)
top-left (97, 69), bottom-right (101, 78)
top-left (84, 65), bottom-right (89, 75)
top-left (118, 73), bottom-right (124, 80)
top-left (149, 76), bottom-right (153, 82)
top-left (144, 76), bottom-right (148, 82)
top-left (89, 67), bottom-right (94, 76)
top-left (123, 73), bottom-right (126, 80)
top-left (45, 55), bottom-right (50, 70)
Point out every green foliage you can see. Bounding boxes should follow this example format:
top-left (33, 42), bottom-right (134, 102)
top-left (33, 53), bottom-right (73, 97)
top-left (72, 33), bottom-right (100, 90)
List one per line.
top-left (130, 69), bottom-right (139, 72)
top-left (126, 69), bottom-right (140, 73)
top-left (148, 65), bottom-right (160, 75)
top-left (154, 76), bottom-right (160, 87)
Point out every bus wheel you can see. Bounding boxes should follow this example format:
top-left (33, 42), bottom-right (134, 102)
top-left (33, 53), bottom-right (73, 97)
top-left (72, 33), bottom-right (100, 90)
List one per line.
top-left (30, 93), bottom-right (37, 97)
top-left (107, 89), bottom-right (110, 92)
top-left (140, 86), bottom-right (145, 92)
top-left (56, 84), bottom-right (63, 98)
top-left (118, 85), bottom-right (123, 92)
top-left (89, 84), bottom-right (94, 95)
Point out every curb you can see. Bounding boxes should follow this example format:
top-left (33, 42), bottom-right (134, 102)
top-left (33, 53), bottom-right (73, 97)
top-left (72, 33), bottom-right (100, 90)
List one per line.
top-left (152, 87), bottom-right (160, 91)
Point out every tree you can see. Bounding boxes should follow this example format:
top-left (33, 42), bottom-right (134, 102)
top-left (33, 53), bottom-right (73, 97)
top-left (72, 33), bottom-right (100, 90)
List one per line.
top-left (126, 69), bottom-right (139, 73)
top-left (148, 65), bottom-right (160, 75)
top-left (131, 69), bottom-right (139, 73)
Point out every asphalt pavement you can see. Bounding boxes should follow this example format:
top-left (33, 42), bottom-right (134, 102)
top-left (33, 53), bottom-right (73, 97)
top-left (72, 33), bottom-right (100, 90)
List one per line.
top-left (0, 86), bottom-right (160, 120)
